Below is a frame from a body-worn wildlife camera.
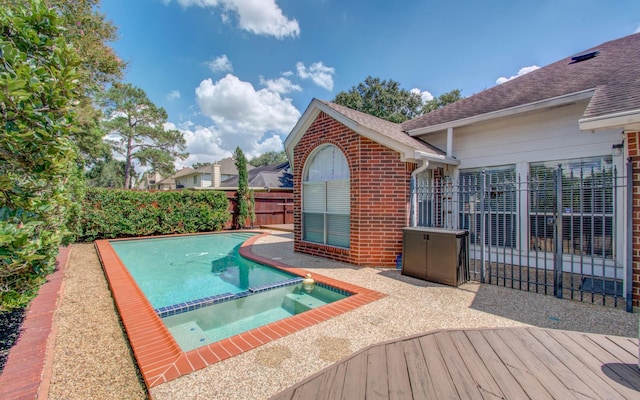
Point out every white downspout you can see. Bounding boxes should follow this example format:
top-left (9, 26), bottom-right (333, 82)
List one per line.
top-left (410, 151), bottom-right (430, 227)
top-left (447, 127), bottom-right (453, 158)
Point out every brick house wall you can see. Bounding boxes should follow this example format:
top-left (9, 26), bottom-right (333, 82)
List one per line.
top-left (626, 130), bottom-right (640, 308)
top-left (292, 111), bottom-right (415, 267)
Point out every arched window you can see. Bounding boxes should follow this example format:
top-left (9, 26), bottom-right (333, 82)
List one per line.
top-left (302, 144), bottom-right (350, 248)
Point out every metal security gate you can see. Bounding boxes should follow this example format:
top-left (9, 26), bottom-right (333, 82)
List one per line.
top-left (411, 161), bottom-right (632, 311)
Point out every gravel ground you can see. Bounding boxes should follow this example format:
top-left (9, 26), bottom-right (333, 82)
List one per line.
top-left (46, 231), bottom-right (639, 400)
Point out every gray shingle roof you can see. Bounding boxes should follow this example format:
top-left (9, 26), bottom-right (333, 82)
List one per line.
top-left (402, 32), bottom-right (640, 132)
top-left (317, 100), bottom-right (445, 156)
top-left (220, 161), bottom-right (292, 188)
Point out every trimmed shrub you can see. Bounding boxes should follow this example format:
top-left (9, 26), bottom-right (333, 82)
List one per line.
top-left (80, 189), bottom-right (231, 241)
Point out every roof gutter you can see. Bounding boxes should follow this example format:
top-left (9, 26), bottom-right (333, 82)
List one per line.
top-left (406, 89), bottom-right (595, 136)
top-left (579, 108), bottom-right (640, 132)
top-left (409, 151), bottom-right (431, 227)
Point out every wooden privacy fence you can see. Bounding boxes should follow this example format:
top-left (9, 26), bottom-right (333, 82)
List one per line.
top-left (224, 190), bottom-right (293, 229)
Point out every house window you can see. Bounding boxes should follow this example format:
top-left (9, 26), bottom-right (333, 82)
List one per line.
top-left (529, 156), bottom-right (614, 258)
top-left (459, 165), bottom-right (517, 248)
top-left (302, 144), bottom-right (350, 248)
top-left (193, 176), bottom-right (197, 185)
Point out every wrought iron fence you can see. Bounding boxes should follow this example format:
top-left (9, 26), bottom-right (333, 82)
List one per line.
top-left (411, 161), bottom-right (631, 311)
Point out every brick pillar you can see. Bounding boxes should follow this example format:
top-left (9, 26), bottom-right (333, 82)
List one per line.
top-left (626, 131), bottom-right (640, 309)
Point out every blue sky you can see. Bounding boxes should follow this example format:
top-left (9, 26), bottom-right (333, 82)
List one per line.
top-left (99, 0), bottom-right (640, 168)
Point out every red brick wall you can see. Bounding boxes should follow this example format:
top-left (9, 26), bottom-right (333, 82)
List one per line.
top-left (293, 111), bottom-right (414, 267)
top-left (626, 130), bottom-right (640, 308)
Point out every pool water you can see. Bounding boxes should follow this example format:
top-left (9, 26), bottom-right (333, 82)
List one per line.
top-left (109, 232), bottom-right (348, 351)
top-left (163, 284), bottom-right (346, 351)
top-left (110, 232), bottom-right (293, 308)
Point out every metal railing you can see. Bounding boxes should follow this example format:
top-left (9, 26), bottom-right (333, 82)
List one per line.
top-left (412, 162), bottom-right (631, 311)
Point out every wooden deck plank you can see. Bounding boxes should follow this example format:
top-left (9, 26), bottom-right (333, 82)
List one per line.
top-left (479, 329), bottom-right (558, 399)
top-left (433, 331), bottom-right (484, 399)
top-left (554, 331), bottom-right (640, 393)
top-left (325, 361), bottom-right (347, 399)
top-left (462, 330), bottom-right (531, 400)
top-left (592, 334), bottom-right (639, 362)
top-left (526, 328), bottom-right (621, 399)
top-left (385, 341), bottom-right (412, 400)
top-left (402, 338), bottom-right (434, 399)
top-left (514, 328), bottom-right (602, 398)
top-left (268, 328), bottom-right (639, 400)
top-left (365, 344), bottom-right (388, 400)
top-left (611, 336), bottom-right (640, 357)
top-left (419, 334), bottom-right (460, 399)
top-left (494, 328), bottom-right (583, 399)
top-left (341, 351), bottom-right (367, 400)
top-left (447, 330), bottom-right (505, 399)
top-left (315, 365), bottom-right (339, 400)
top-left (290, 375), bottom-right (322, 400)
top-left (545, 330), bottom-right (640, 399)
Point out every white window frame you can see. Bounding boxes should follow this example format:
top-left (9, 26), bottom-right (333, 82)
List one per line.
top-left (302, 144), bottom-right (350, 248)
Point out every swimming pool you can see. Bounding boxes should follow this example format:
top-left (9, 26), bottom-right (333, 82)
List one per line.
top-left (109, 232), bottom-right (348, 351)
top-left (95, 231), bottom-right (385, 388)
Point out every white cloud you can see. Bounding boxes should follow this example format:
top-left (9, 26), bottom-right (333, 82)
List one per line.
top-left (167, 90), bottom-right (181, 101)
top-left (296, 61), bottom-right (335, 91)
top-left (411, 88), bottom-right (434, 103)
top-left (496, 65), bottom-right (540, 84)
top-left (173, 73), bottom-right (299, 167)
top-left (171, 0), bottom-right (300, 39)
top-left (259, 76), bottom-right (302, 94)
top-left (635, 24), bottom-right (640, 34)
top-left (207, 54), bottom-right (233, 73)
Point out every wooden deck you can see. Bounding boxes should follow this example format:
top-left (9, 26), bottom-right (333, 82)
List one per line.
top-left (270, 327), bottom-right (640, 399)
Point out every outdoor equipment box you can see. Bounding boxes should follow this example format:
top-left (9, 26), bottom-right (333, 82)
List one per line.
top-left (401, 227), bottom-right (469, 286)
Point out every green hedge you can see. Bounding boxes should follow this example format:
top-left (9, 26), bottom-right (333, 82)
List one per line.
top-left (0, 1), bottom-right (82, 310)
top-left (80, 188), bottom-right (231, 241)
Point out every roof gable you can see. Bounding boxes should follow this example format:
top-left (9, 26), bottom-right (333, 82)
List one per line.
top-left (284, 99), bottom-right (449, 169)
top-left (403, 33), bottom-right (640, 133)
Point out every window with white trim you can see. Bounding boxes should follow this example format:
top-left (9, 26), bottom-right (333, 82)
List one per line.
top-left (302, 145), bottom-right (350, 248)
top-left (529, 156), bottom-right (614, 258)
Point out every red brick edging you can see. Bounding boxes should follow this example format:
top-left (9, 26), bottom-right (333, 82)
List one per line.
top-left (97, 232), bottom-right (386, 389)
top-left (0, 247), bottom-right (69, 400)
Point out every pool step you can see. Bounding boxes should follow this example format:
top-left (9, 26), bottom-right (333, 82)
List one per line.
top-left (282, 292), bottom-right (328, 314)
top-left (167, 321), bottom-right (208, 352)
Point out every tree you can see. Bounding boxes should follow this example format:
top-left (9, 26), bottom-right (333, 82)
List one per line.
top-left (0, 0), bottom-right (82, 308)
top-left (43, 0), bottom-right (125, 165)
top-left (192, 162), bottom-right (212, 169)
top-left (249, 150), bottom-right (287, 167)
top-left (85, 157), bottom-right (131, 188)
top-left (333, 76), bottom-right (423, 123)
top-left (101, 83), bottom-right (188, 189)
top-left (423, 89), bottom-right (463, 113)
top-left (233, 147), bottom-right (255, 229)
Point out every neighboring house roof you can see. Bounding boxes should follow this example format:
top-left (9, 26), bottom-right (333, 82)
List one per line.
top-left (220, 161), bottom-right (292, 189)
top-left (179, 158), bottom-right (256, 178)
top-left (172, 167), bottom-right (195, 178)
top-left (403, 32), bottom-right (640, 134)
top-left (285, 98), bottom-right (451, 169)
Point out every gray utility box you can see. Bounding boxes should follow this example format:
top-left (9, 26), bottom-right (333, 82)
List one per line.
top-left (402, 227), bottom-right (469, 286)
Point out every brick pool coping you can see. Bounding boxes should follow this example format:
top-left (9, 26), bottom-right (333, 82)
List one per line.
top-left (95, 232), bottom-right (386, 389)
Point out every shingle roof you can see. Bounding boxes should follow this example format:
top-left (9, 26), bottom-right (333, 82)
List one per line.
top-left (317, 100), bottom-right (445, 156)
top-left (220, 161), bottom-right (292, 188)
top-left (402, 32), bottom-right (640, 132)
top-left (172, 167), bottom-right (194, 178)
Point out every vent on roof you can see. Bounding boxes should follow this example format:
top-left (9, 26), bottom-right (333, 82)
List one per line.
top-left (570, 50), bottom-right (599, 63)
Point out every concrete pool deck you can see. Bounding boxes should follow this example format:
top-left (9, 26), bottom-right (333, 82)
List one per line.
top-left (3, 230), bottom-right (639, 399)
